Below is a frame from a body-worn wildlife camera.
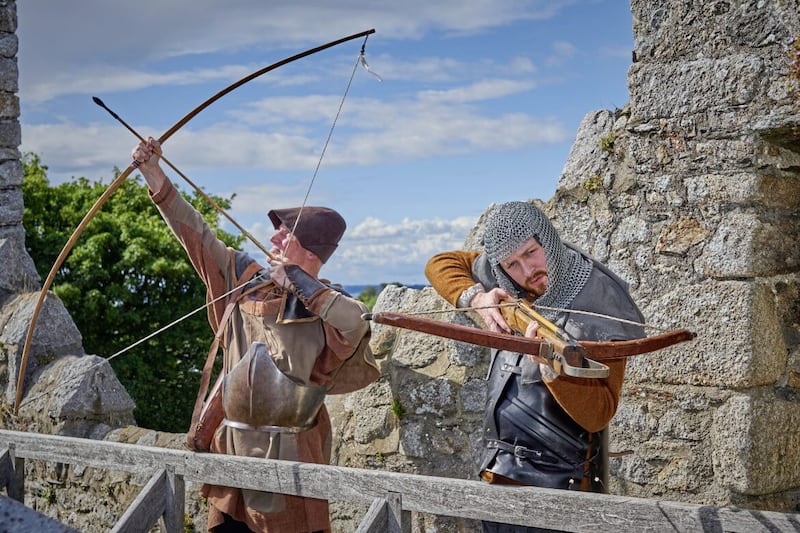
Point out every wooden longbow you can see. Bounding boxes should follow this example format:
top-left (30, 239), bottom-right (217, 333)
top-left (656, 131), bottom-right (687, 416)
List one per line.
top-left (14, 29), bottom-right (376, 413)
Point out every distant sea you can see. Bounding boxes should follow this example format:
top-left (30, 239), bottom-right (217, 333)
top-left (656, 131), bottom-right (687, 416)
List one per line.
top-left (343, 283), bottom-right (428, 298)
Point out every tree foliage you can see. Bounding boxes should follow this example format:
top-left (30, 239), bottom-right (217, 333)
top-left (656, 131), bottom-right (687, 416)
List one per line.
top-left (22, 153), bottom-right (243, 432)
top-left (356, 285), bottom-right (381, 310)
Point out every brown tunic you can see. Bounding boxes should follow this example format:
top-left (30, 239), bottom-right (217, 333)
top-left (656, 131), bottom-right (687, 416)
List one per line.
top-left (151, 181), bottom-right (379, 532)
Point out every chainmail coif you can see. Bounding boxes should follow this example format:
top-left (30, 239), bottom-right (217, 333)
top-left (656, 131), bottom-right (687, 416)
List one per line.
top-left (483, 201), bottom-right (593, 321)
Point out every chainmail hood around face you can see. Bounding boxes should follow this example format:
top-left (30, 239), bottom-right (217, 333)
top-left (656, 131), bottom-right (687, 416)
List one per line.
top-left (482, 201), bottom-right (593, 320)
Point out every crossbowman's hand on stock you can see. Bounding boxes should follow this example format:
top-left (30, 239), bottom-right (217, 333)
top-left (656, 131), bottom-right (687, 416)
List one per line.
top-left (470, 288), bottom-right (512, 333)
top-left (523, 319), bottom-right (548, 366)
top-left (470, 289), bottom-right (547, 366)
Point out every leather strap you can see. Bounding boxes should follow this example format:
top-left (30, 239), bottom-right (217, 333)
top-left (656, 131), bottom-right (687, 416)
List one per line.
top-left (188, 261), bottom-right (265, 442)
top-left (486, 438), bottom-right (545, 461)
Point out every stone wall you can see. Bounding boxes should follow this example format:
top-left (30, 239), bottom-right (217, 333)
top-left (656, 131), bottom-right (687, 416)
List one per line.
top-left (608, 0), bottom-right (800, 509)
top-left (331, 1), bottom-right (800, 528)
top-left (2, 0), bottom-right (799, 531)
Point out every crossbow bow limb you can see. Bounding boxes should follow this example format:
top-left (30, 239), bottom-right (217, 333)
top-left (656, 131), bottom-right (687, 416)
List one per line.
top-left (364, 298), bottom-right (696, 379)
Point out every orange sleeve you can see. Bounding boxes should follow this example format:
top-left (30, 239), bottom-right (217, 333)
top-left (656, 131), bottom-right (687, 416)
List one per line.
top-left (544, 358), bottom-right (627, 432)
top-left (424, 250), bottom-right (483, 306)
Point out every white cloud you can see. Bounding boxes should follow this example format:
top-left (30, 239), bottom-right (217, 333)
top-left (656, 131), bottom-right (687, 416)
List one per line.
top-left (18, 1), bottom-right (578, 102)
top-left (240, 213), bottom-right (480, 285)
top-left (418, 79), bottom-right (538, 103)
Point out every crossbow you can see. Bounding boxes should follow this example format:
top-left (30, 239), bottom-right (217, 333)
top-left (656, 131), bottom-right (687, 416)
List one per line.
top-left (364, 298), bottom-right (696, 379)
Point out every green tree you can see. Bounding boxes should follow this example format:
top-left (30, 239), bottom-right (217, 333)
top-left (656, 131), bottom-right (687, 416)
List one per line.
top-left (22, 153), bottom-right (243, 432)
top-left (356, 285), bottom-right (380, 310)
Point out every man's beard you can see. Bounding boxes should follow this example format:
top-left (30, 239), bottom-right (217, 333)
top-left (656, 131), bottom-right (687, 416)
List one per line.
top-left (524, 272), bottom-right (548, 298)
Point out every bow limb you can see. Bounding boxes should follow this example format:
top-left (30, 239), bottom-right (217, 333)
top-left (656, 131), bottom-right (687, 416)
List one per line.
top-left (363, 311), bottom-right (696, 377)
top-left (579, 330), bottom-right (697, 359)
top-left (364, 311), bottom-right (608, 378)
top-left (500, 297), bottom-right (697, 359)
top-left (363, 311), bottom-right (553, 357)
top-left (14, 28), bottom-right (377, 413)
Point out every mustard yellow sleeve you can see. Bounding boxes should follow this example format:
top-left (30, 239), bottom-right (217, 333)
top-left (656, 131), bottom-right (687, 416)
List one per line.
top-left (424, 250), bottom-right (483, 306)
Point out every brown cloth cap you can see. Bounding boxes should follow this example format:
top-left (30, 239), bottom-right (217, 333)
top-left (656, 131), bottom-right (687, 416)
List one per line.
top-left (268, 206), bottom-right (346, 263)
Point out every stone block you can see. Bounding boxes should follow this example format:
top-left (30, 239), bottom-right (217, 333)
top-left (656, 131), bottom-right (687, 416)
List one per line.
top-left (0, 152), bottom-right (21, 186)
top-left (0, 56), bottom-right (16, 92)
top-left (0, 236), bottom-right (40, 299)
top-left (0, 2), bottom-right (17, 33)
top-left (1, 291), bottom-right (84, 404)
top-left (0, 145), bottom-right (18, 161)
top-left (713, 391), bottom-right (800, 494)
top-left (631, 0), bottom-right (796, 62)
top-left (696, 211), bottom-right (800, 277)
top-left (558, 109), bottom-right (615, 191)
top-left (0, 186), bottom-right (21, 224)
top-left (626, 280), bottom-right (785, 387)
top-left (0, 32), bottom-right (16, 57)
top-left (629, 56), bottom-right (767, 122)
top-left (0, 117), bottom-right (19, 145)
top-left (19, 354), bottom-right (136, 436)
top-left (610, 383), bottom-right (732, 501)
top-left (0, 91), bottom-right (17, 119)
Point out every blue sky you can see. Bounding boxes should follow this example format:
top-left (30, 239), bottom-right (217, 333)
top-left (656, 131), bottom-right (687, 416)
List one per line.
top-left (17, 1), bottom-right (634, 286)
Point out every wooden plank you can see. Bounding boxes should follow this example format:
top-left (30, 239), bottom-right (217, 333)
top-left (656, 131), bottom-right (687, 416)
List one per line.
top-left (385, 492), bottom-right (402, 533)
top-left (111, 469), bottom-right (167, 533)
top-left (1, 429), bottom-right (799, 532)
top-left (4, 444), bottom-right (25, 502)
top-left (355, 497), bottom-right (388, 533)
top-left (0, 430), bottom-right (187, 474)
top-left (0, 448), bottom-right (10, 491)
top-left (186, 452), bottom-right (800, 532)
top-left (163, 468), bottom-right (185, 533)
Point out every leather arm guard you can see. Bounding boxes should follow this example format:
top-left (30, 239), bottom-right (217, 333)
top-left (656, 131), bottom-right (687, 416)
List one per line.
top-left (284, 264), bottom-right (328, 307)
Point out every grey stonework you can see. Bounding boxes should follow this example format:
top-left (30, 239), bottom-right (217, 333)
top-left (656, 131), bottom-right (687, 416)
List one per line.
top-left (0, 0), bottom-right (798, 531)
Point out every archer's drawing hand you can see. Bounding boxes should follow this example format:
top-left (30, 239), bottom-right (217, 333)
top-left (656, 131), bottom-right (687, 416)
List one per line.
top-left (472, 288), bottom-right (512, 334)
top-left (267, 257), bottom-right (294, 291)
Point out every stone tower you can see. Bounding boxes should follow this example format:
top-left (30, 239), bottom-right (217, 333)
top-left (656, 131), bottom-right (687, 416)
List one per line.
top-left (334, 3), bottom-right (800, 528)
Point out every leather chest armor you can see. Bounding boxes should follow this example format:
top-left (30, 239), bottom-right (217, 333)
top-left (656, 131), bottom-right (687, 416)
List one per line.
top-left (480, 350), bottom-right (606, 491)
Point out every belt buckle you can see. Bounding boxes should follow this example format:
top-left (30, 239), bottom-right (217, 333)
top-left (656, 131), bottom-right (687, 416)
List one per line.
top-left (513, 444), bottom-right (541, 459)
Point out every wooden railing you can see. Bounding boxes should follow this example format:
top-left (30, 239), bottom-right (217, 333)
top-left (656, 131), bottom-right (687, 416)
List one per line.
top-left (1, 429), bottom-right (799, 532)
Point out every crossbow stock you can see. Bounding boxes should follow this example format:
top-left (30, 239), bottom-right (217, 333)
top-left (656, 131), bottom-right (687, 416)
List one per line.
top-left (363, 298), bottom-right (696, 379)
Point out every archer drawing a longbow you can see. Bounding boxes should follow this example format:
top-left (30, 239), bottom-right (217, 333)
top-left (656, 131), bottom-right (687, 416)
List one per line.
top-left (14, 29), bottom-right (377, 414)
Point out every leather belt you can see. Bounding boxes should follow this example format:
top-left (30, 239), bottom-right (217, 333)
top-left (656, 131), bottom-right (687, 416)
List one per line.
top-left (222, 418), bottom-right (315, 434)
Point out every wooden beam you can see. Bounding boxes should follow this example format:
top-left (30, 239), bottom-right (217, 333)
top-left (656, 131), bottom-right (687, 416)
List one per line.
top-left (163, 467), bottom-right (185, 533)
top-left (0, 448), bottom-right (10, 491)
top-left (1, 429), bottom-right (799, 532)
top-left (355, 497), bottom-right (388, 533)
top-left (111, 469), bottom-right (167, 533)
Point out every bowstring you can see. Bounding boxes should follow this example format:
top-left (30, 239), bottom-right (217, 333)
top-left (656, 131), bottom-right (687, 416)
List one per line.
top-left (283, 34), bottom-right (369, 259)
top-left (390, 300), bottom-right (670, 332)
top-left (17, 273), bottom-right (271, 410)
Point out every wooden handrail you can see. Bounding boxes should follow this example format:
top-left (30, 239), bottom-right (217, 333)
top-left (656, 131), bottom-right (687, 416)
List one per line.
top-left (0, 429), bottom-right (797, 532)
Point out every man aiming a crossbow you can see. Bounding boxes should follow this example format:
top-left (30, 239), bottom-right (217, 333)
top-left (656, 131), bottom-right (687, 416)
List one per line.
top-left (425, 200), bottom-right (646, 532)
